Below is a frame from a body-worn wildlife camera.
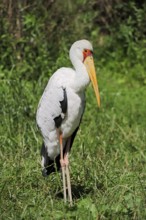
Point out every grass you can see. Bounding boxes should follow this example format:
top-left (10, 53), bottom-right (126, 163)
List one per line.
top-left (0, 59), bottom-right (146, 219)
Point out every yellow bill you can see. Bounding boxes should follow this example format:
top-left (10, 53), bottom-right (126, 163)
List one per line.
top-left (84, 56), bottom-right (100, 107)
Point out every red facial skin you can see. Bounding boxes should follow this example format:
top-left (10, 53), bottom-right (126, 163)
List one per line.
top-left (83, 49), bottom-right (93, 62)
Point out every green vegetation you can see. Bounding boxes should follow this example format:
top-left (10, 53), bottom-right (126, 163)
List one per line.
top-left (0, 0), bottom-right (146, 219)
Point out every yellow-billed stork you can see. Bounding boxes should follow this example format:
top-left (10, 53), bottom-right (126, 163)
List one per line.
top-left (36, 39), bottom-right (100, 205)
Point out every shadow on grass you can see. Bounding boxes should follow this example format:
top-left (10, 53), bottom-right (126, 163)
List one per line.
top-left (55, 184), bottom-right (92, 200)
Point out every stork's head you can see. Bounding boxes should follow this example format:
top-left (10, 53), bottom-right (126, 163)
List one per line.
top-left (69, 39), bottom-right (100, 108)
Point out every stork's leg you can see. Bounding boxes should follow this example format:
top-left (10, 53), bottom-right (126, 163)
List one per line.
top-left (59, 135), bottom-right (73, 206)
top-left (59, 134), bottom-right (67, 203)
top-left (64, 140), bottom-right (72, 206)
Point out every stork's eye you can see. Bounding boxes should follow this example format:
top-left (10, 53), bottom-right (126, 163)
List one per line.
top-left (83, 49), bottom-right (93, 55)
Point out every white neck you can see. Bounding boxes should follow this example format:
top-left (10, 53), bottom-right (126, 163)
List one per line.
top-left (71, 56), bottom-right (90, 93)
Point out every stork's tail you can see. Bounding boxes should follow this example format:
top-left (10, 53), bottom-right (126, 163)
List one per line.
top-left (41, 143), bottom-right (61, 177)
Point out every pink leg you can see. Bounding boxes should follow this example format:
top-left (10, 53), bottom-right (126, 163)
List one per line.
top-left (64, 139), bottom-right (72, 205)
top-left (59, 136), bottom-right (72, 206)
top-left (59, 134), bottom-right (67, 203)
